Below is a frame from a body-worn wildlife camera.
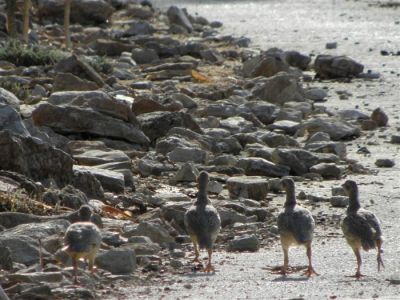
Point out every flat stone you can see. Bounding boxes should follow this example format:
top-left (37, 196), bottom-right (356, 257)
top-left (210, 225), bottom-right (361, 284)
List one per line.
top-left (310, 163), bottom-right (342, 179)
top-left (330, 196), bottom-right (349, 207)
top-left (95, 249), bottom-right (136, 274)
top-left (227, 234), bottom-right (260, 252)
top-left (226, 176), bottom-right (269, 200)
top-left (73, 165), bottom-right (125, 193)
top-left (237, 157), bottom-right (290, 178)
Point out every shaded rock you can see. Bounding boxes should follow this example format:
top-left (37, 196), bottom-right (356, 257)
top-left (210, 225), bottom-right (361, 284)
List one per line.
top-left (42, 185), bottom-right (88, 209)
top-left (237, 157), bottom-right (290, 178)
top-left (375, 158), bottom-right (395, 168)
top-left (0, 87), bottom-right (20, 109)
top-left (390, 135), bottom-right (400, 144)
top-left (73, 165), bottom-right (124, 193)
top-left (94, 39), bottom-right (135, 56)
top-left (244, 143), bottom-right (274, 161)
top-left (167, 6), bottom-right (193, 33)
top-left (125, 20), bottom-right (155, 36)
top-left (137, 111), bottom-right (201, 143)
top-left (260, 132), bottom-right (299, 148)
top-left (126, 240), bottom-right (161, 256)
top-left (310, 163), bottom-right (342, 179)
top-left (271, 149), bottom-right (319, 175)
top-left (8, 272), bottom-right (63, 284)
top-left (169, 93), bottom-right (197, 109)
top-left (267, 120), bottom-right (300, 135)
top-left (305, 141), bottom-right (347, 159)
top-left (304, 88), bottom-right (328, 101)
top-left (0, 245), bottom-right (13, 270)
top-left (128, 221), bottom-right (174, 244)
top-left (53, 73), bottom-right (98, 92)
top-left (227, 176), bottom-right (269, 200)
top-left (371, 107), bottom-right (388, 126)
top-left (95, 249), bottom-right (136, 274)
top-left (314, 55), bottom-right (364, 78)
top-left (167, 146), bottom-right (208, 164)
top-left (307, 132), bottom-right (331, 144)
top-left (242, 54), bottom-right (289, 78)
top-left (301, 117), bottom-right (360, 140)
top-left (132, 98), bottom-right (182, 115)
top-left (132, 47), bottom-right (159, 64)
top-left (0, 104), bottom-right (30, 137)
top-left (174, 163), bottom-right (199, 182)
top-left (32, 103), bottom-right (149, 146)
top-left (241, 101), bottom-right (279, 125)
top-left (220, 116), bottom-right (254, 134)
top-left (330, 196), bottom-right (349, 207)
top-left (227, 234), bottom-right (260, 252)
top-left (0, 130), bottom-right (73, 186)
top-left (361, 119), bottom-right (378, 131)
top-left (337, 109), bottom-right (369, 121)
top-left (283, 50), bottom-right (311, 70)
top-left (251, 72), bottom-right (305, 105)
top-left (138, 155), bottom-right (176, 177)
top-left (49, 90), bottom-right (137, 124)
top-left (217, 207), bottom-right (248, 227)
top-left (200, 49), bottom-right (224, 63)
top-left (37, 0), bottom-right (115, 25)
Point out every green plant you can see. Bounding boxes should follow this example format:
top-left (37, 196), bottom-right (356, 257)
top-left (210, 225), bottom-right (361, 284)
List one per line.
top-left (0, 39), bottom-right (68, 67)
top-left (0, 81), bottom-right (29, 100)
top-left (85, 55), bottom-right (113, 74)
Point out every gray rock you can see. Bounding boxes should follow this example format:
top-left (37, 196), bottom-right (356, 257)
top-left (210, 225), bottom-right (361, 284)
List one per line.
top-left (305, 141), bottom-right (347, 159)
top-left (301, 117), bottom-right (360, 140)
top-left (169, 93), bottom-right (197, 109)
top-left (125, 241), bottom-right (161, 256)
top-left (251, 72), bottom-right (305, 105)
top-left (375, 158), bottom-right (395, 168)
top-left (260, 132), bottom-right (299, 148)
top-left (94, 39), bottom-right (135, 56)
top-left (371, 107), bottom-right (388, 127)
top-left (0, 104), bottom-right (30, 136)
top-left (283, 50), bottom-right (311, 70)
top-left (0, 245), bottom-right (13, 270)
top-left (330, 196), bottom-right (349, 207)
top-left (227, 176), bottom-right (269, 200)
top-left (306, 132), bottom-right (331, 144)
top-left (0, 130), bottom-right (73, 186)
top-left (167, 147), bottom-right (208, 164)
top-left (227, 234), bottom-right (260, 252)
top-left (267, 120), bottom-right (300, 135)
top-left (125, 20), bottom-right (155, 36)
top-left (150, 192), bottom-right (190, 206)
top-left (32, 103), bottom-right (149, 147)
top-left (242, 101), bottom-right (278, 125)
top-left (390, 135), bottom-right (400, 144)
top-left (72, 167), bottom-right (105, 199)
top-left (137, 111), bottom-right (201, 143)
top-left (73, 165), bottom-right (125, 193)
top-left (42, 185), bottom-right (88, 209)
top-left (271, 149), bottom-right (319, 175)
top-left (174, 163), bottom-right (199, 182)
top-left (95, 249), bottom-right (136, 274)
top-left (167, 6), bottom-right (193, 33)
top-left (208, 180), bottom-right (223, 194)
top-left (337, 109), bottom-right (369, 121)
top-left (53, 73), bottom-right (98, 92)
top-left (237, 157), bottom-right (290, 178)
top-left (37, 0), bottom-right (115, 25)
top-left (242, 54), bottom-right (289, 78)
top-left (220, 116), bottom-right (254, 134)
top-left (8, 272), bottom-right (63, 283)
top-left (0, 87), bottom-right (20, 109)
top-left (132, 47), bottom-right (159, 64)
top-left (314, 55), bottom-right (364, 78)
top-left (217, 207), bottom-right (248, 227)
top-left (275, 107), bottom-right (303, 123)
top-left (138, 155), bottom-right (176, 177)
top-left (310, 163), bottom-right (342, 179)
top-left (304, 88), bottom-right (328, 101)
top-left (127, 221), bottom-right (175, 244)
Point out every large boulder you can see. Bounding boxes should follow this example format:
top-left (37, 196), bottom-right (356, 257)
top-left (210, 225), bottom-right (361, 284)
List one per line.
top-left (271, 149), bottom-right (319, 175)
top-left (37, 0), bottom-right (115, 25)
top-left (301, 117), bottom-right (360, 141)
top-left (32, 103), bottom-right (149, 147)
top-left (0, 104), bottom-right (30, 136)
top-left (0, 130), bottom-right (73, 186)
top-left (242, 54), bottom-right (289, 78)
top-left (314, 55), bottom-right (364, 78)
top-left (137, 111), bottom-right (201, 143)
top-left (0, 88), bottom-right (20, 110)
top-left (251, 72), bottom-right (305, 105)
top-left (167, 6), bottom-right (193, 33)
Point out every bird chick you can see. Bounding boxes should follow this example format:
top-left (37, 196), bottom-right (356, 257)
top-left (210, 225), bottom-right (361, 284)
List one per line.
top-left (184, 171), bottom-right (221, 272)
top-left (63, 221), bottom-right (101, 284)
top-left (341, 180), bottom-right (384, 279)
top-left (277, 178), bottom-right (318, 276)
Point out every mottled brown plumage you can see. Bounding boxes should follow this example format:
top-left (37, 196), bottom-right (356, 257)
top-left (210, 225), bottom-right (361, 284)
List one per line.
top-left (277, 178), bottom-right (318, 276)
top-left (341, 180), bottom-right (384, 278)
top-left (184, 171), bottom-right (221, 272)
top-left (63, 221), bottom-right (101, 284)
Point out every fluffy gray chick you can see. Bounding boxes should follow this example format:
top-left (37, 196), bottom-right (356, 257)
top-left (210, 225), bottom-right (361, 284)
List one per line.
top-left (341, 180), bottom-right (384, 279)
top-left (63, 221), bottom-right (101, 284)
top-left (184, 171), bottom-right (221, 272)
top-left (277, 178), bottom-right (318, 276)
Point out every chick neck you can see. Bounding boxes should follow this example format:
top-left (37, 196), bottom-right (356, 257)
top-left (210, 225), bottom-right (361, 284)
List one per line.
top-left (284, 185), bottom-right (297, 207)
top-left (346, 186), bottom-right (361, 214)
top-left (195, 180), bottom-right (210, 206)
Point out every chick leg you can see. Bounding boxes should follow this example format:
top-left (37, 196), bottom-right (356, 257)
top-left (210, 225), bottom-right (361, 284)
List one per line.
top-left (190, 236), bottom-right (200, 263)
top-left (376, 239), bottom-right (384, 272)
top-left (203, 248), bottom-right (215, 273)
top-left (72, 257), bottom-right (79, 284)
top-left (302, 242), bottom-right (319, 277)
top-left (347, 247), bottom-right (365, 279)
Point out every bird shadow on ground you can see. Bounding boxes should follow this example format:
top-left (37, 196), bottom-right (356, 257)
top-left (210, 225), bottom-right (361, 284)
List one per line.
top-left (271, 276), bottom-right (310, 282)
top-left (262, 265), bottom-right (311, 282)
top-left (182, 271), bottom-right (217, 278)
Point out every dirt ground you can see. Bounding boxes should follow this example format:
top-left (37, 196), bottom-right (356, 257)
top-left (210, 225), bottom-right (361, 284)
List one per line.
top-left (111, 0), bottom-right (400, 298)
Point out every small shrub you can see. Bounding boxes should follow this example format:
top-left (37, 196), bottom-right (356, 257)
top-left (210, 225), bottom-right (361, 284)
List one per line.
top-left (0, 39), bottom-right (68, 67)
